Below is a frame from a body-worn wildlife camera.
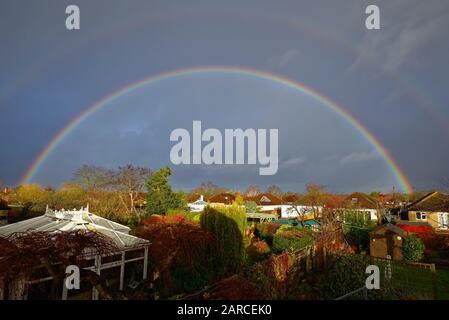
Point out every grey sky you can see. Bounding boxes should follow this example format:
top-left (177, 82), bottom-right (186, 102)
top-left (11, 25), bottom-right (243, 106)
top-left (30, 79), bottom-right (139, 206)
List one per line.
top-left (1, 0), bottom-right (449, 193)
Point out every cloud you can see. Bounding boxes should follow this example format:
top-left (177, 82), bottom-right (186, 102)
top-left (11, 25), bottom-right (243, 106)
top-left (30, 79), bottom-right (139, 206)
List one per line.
top-left (267, 49), bottom-right (300, 67)
top-left (119, 123), bottom-right (145, 138)
top-left (281, 156), bottom-right (306, 167)
top-left (347, 1), bottom-right (449, 73)
top-left (339, 150), bottom-right (379, 165)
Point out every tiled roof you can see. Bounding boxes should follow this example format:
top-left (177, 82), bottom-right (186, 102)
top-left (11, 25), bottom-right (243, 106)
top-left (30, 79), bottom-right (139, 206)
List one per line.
top-left (245, 193), bottom-right (283, 206)
top-left (407, 191), bottom-right (449, 212)
top-left (346, 192), bottom-right (379, 209)
top-left (208, 193), bottom-right (235, 204)
top-left (370, 223), bottom-right (405, 236)
top-left (282, 194), bottom-right (300, 203)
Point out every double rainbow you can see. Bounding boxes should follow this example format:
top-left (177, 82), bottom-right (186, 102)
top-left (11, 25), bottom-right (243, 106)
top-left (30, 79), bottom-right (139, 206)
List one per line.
top-left (21, 66), bottom-right (413, 193)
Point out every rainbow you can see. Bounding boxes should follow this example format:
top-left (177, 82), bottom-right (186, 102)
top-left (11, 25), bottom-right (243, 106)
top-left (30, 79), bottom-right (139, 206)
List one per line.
top-left (21, 66), bottom-right (413, 193)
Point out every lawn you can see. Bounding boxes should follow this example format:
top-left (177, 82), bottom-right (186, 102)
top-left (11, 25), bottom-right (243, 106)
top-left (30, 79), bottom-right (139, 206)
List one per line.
top-left (436, 269), bottom-right (449, 300)
top-left (386, 264), bottom-right (449, 300)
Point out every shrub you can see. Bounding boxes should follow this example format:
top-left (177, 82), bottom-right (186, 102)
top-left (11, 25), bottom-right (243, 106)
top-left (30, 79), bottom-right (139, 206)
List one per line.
top-left (135, 222), bottom-right (222, 297)
top-left (402, 234), bottom-right (425, 262)
top-left (141, 214), bottom-right (165, 225)
top-left (126, 215), bottom-right (140, 229)
top-left (317, 254), bottom-right (370, 299)
top-left (246, 240), bottom-right (271, 264)
top-left (167, 210), bottom-right (204, 223)
top-left (244, 252), bottom-right (297, 299)
top-left (140, 213), bottom-right (190, 225)
top-left (342, 212), bottom-right (375, 251)
top-left (343, 225), bottom-right (373, 251)
top-left (272, 226), bottom-right (314, 254)
top-left (317, 253), bottom-right (397, 299)
top-left (244, 201), bottom-right (258, 213)
top-left (255, 222), bottom-right (280, 245)
top-left (277, 224), bottom-right (294, 233)
top-left (192, 213), bottom-right (201, 223)
top-left (200, 204), bottom-right (247, 273)
top-left (165, 213), bottom-right (186, 224)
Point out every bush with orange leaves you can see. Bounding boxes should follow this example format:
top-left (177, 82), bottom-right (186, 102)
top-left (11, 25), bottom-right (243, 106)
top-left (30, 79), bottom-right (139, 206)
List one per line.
top-left (140, 214), bottom-right (187, 225)
top-left (135, 220), bottom-right (223, 297)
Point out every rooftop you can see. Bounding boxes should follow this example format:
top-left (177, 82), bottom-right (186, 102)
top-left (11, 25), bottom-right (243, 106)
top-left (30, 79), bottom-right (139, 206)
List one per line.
top-left (407, 191), bottom-right (449, 212)
top-left (0, 206), bottom-right (149, 249)
top-left (346, 192), bottom-right (380, 209)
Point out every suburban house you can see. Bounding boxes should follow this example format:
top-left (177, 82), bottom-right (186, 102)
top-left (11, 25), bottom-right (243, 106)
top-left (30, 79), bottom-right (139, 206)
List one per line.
top-left (186, 191), bottom-right (321, 221)
top-left (208, 193), bottom-right (236, 206)
top-left (187, 195), bottom-right (207, 212)
top-left (340, 192), bottom-right (383, 223)
top-left (244, 193), bottom-right (283, 215)
top-left (187, 193), bottom-right (238, 212)
top-left (381, 191), bottom-right (408, 208)
top-left (245, 193), bottom-right (320, 220)
top-left (280, 194), bottom-right (318, 220)
top-left (398, 191), bottom-right (449, 231)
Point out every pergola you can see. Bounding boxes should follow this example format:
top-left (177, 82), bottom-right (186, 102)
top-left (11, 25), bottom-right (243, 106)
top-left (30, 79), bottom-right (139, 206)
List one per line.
top-left (0, 207), bottom-right (150, 300)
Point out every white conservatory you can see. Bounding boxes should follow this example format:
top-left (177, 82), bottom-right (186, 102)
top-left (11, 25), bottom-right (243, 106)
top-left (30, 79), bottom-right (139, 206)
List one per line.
top-left (0, 206), bottom-right (150, 300)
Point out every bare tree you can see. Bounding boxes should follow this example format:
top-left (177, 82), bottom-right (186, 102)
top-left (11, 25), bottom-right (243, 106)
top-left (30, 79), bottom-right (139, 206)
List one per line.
top-left (296, 184), bottom-right (328, 220)
top-left (244, 185), bottom-right (261, 197)
top-left (266, 184), bottom-right (282, 197)
top-left (113, 165), bottom-right (151, 214)
top-left (190, 181), bottom-right (228, 198)
top-left (72, 165), bottom-right (114, 191)
top-left (72, 165), bottom-right (151, 215)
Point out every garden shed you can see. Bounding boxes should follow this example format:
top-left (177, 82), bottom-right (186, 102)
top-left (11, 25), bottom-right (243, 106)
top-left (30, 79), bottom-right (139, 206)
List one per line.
top-left (369, 224), bottom-right (405, 261)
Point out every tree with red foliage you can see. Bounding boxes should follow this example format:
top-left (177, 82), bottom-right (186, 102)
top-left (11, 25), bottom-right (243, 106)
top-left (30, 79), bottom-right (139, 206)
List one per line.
top-left (0, 231), bottom-right (119, 299)
top-left (135, 220), bottom-right (223, 297)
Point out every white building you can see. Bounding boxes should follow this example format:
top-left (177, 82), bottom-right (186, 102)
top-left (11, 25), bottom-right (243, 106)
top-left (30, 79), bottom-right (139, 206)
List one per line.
top-left (0, 206), bottom-right (150, 300)
top-left (188, 195), bottom-right (208, 212)
top-left (245, 193), bottom-right (322, 219)
top-left (281, 204), bottom-right (322, 219)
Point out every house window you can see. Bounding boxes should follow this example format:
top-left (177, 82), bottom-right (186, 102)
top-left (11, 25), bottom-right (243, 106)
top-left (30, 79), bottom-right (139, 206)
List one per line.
top-left (416, 212), bottom-right (427, 220)
top-left (260, 196), bottom-right (271, 203)
top-left (438, 213), bottom-right (448, 229)
top-left (351, 198), bottom-right (358, 204)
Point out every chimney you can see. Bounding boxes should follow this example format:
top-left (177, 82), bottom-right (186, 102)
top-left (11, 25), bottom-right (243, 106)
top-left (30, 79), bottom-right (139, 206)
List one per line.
top-left (200, 195), bottom-right (204, 201)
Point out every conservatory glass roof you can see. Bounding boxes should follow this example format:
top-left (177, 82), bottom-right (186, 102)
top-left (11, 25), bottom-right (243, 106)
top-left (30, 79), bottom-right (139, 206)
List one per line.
top-left (0, 207), bottom-right (149, 249)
